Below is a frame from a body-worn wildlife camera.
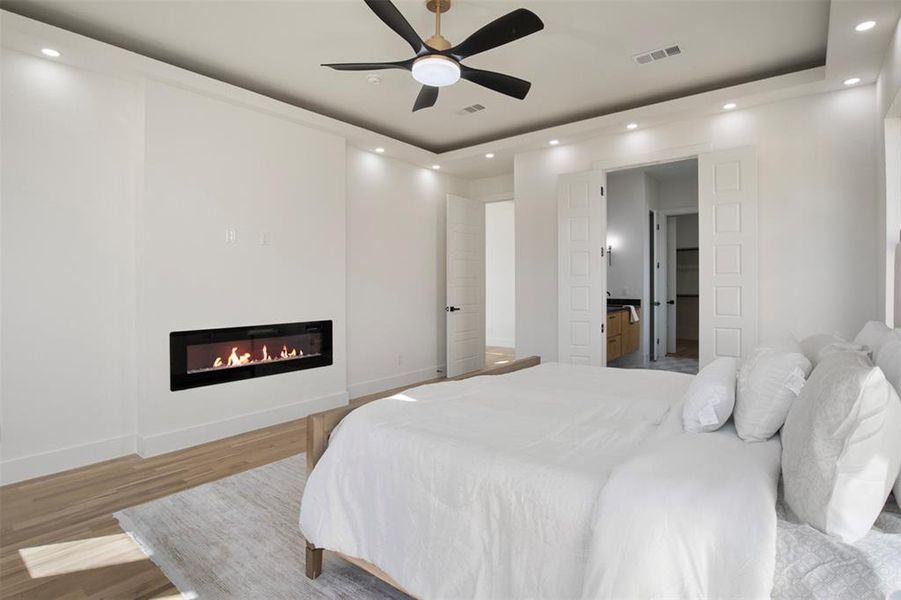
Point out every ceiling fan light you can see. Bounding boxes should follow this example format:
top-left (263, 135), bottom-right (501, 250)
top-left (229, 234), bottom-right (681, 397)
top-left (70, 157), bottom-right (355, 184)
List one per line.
top-left (412, 55), bottom-right (460, 87)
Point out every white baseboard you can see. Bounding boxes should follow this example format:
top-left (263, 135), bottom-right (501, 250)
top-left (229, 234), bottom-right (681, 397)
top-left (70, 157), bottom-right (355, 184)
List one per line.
top-left (486, 337), bottom-right (515, 348)
top-left (0, 434), bottom-right (137, 486)
top-left (348, 366), bottom-right (440, 399)
top-left (137, 391), bottom-right (348, 458)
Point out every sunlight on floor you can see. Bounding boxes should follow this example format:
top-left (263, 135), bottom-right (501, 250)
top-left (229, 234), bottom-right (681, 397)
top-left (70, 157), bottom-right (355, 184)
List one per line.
top-left (18, 533), bottom-right (148, 578)
top-left (392, 393), bottom-right (418, 402)
top-left (486, 346), bottom-right (515, 367)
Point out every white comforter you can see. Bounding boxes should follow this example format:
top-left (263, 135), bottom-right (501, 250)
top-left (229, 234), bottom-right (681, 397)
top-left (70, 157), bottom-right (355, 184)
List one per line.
top-left (299, 362), bottom-right (782, 599)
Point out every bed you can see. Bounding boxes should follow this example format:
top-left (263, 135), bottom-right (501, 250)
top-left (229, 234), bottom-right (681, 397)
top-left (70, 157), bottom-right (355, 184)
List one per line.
top-left (299, 360), bottom-right (788, 598)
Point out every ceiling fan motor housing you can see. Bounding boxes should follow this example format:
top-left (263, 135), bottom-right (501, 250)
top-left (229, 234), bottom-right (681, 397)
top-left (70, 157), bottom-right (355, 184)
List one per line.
top-left (426, 0), bottom-right (451, 14)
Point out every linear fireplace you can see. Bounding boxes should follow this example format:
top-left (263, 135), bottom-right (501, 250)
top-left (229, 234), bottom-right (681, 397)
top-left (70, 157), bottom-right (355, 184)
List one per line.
top-left (170, 320), bottom-right (332, 391)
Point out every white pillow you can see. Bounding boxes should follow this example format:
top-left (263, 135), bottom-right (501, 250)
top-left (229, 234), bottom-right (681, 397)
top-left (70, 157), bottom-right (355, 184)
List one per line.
top-left (896, 472), bottom-right (901, 512)
top-left (757, 336), bottom-right (804, 355)
top-left (799, 333), bottom-right (866, 366)
top-left (682, 357), bottom-right (736, 433)
top-left (876, 339), bottom-right (901, 398)
top-left (734, 347), bottom-right (811, 442)
top-left (781, 351), bottom-right (901, 543)
top-left (854, 320), bottom-right (893, 358)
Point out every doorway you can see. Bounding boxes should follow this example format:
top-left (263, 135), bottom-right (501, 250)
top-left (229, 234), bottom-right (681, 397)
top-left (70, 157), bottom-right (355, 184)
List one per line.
top-left (485, 199), bottom-right (515, 367)
top-left (605, 158), bottom-right (699, 373)
top-left (556, 145), bottom-right (759, 370)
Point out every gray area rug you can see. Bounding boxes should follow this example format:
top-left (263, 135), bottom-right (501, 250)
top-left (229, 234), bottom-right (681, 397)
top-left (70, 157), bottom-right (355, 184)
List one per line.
top-left (115, 454), bottom-right (408, 599)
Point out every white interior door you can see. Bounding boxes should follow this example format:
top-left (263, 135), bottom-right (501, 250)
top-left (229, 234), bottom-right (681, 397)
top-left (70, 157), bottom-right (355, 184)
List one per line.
top-left (653, 211), bottom-right (668, 360)
top-left (557, 171), bottom-right (607, 365)
top-left (666, 216), bottom-right (678, 354)
top-left (698, 147), bottom-right (758, 366)
top-left (446, 194), bottom-right (486, 378)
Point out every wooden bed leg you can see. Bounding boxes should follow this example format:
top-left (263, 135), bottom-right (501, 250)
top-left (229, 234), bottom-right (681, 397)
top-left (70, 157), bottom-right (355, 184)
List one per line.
top-left (305, 542), bottom-right (323, 579)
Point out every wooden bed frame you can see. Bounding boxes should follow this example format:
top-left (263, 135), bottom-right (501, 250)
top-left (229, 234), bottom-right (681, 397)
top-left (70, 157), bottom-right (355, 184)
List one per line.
top-left (303, 355), bottom-right (541, 591)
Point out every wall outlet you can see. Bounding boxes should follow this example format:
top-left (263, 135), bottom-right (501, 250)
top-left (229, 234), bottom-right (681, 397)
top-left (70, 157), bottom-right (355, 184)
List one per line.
top-left (261, 231), bottom-right (271, 246)
top-left (225, 228), bottom-right (237, 244)
top-left (397, 354), bottom-right (404, 366)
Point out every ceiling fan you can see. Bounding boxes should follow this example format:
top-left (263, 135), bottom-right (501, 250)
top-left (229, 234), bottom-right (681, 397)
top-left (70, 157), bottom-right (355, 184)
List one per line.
top-left (322, 0), bottom-right (544, 112)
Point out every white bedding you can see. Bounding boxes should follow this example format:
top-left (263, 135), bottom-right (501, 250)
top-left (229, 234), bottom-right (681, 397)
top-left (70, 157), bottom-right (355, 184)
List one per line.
top-left (774, 497), bottom-right (901, 599)
top-left (299, 362), bottom-right (782, 599)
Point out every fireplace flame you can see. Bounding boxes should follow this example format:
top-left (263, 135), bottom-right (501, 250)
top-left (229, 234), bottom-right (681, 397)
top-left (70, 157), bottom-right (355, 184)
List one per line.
top-left (212, 342), bottom-right (303, 369)
top-left (227, 347), bottom-right (240, 367)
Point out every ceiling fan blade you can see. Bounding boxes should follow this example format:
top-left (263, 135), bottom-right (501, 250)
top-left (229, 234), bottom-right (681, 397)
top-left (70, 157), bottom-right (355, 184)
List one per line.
top-left (321, 59), bottom-right (413, 71)
top-left (460, 66), bottom-right (531, 100)
top-left (450, 8), bottom-right (543, 60)
top-left (363, 0), bottom-right (426, 55)
top-left (413, 85), bottom-right (439, 112)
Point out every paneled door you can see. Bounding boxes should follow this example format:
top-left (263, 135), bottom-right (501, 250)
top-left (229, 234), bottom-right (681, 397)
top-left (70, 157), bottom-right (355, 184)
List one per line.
top-left (557, 171), bottom-right (607, 365)
top-left (698, 147), bottom-right (758, 366)
top-left (446, 194), bottom-right (485, 378)
top-left (652, 211), bottom-right (668, 361)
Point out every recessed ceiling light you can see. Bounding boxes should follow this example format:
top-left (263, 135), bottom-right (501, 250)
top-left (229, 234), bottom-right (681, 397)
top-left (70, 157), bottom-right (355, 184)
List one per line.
top-left (844, 77), bottom-right (861, 86)
top-left (41, 48), bottom-right (60, 58)
top-left (855, 20), bottom-right (876, 32)
top-left (432, 164), bottom-right (441, 170)
top-left (374, 147), bottom-right (385, 154)
top-left (723, 102), bottom-right (737, 110)
top-left (549, 139), bottom-right (560, 146)
top-left (485, 153), bottom-right (495, 159)
top-left (626, 123), bottom-right (638, 130)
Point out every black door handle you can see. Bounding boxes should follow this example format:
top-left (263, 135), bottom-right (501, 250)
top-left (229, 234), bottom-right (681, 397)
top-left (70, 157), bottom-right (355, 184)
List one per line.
top-left (446, 306), bottom-right (461, 312)
top-left (652, 301), bottom-right (661, 307)
top-left (667, 300), bottom-right (675, 305)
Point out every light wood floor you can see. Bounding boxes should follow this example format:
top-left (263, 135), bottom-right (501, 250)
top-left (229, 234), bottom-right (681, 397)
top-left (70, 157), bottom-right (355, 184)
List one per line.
top-left (485, 346), bottom-right (515, 368)
top-left (0, 381), bottom-right (441, 600)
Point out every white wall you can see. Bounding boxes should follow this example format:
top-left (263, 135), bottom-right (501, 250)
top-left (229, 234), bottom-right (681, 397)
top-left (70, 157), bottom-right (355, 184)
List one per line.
top-left (651, 172), bottom-right (699, 212)
top-left (877, 15), bottom-right (901, 325)
top-left (515, 87), bottom-right (879, 361)
top-left (136, 81), bottom-right (348, 455)
top-left (345, 147), bottom-right (466, 397)
top-left (2, 40), bottom-right (479, 481)
top-left (470, 173), bottom-right (514, 201)
top-left (485, 201), bottom-right (515, 348)
top-left (0, 42), bottom-right (480, 481)
top-left (606, 170), bottom-right (648, 299)
top-left (1, 49), bottom-right (143, 482)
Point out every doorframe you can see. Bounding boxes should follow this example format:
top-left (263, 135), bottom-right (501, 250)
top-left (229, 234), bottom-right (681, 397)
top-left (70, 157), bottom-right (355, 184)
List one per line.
top-left (649, 207), bottom-right (698, 359)
top-left (591, 144), bottom-right (707, 365)
top-left (883, 88), bottom-right (901, 326)
top-left (483, 192), bottom-right (516, 355)
top-left (656, 208), bottom-right (699, 359)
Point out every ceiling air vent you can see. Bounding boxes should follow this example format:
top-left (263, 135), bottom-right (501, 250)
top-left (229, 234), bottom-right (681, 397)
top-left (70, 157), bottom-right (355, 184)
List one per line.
top-left (458, 103), bottom-right (486, 115)
top-left (633, 45), bottom-right (682, 65)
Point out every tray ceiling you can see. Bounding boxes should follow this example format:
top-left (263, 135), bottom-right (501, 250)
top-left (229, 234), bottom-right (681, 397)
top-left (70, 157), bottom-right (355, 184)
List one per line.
top-left (1, 0), bottom-right (830, 152)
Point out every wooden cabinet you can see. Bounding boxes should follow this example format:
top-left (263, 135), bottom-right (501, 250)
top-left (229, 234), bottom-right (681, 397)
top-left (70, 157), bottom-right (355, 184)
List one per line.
top-left (622, 310), bottom-right (640, 354)
top-left (606, 307), bottom-right (641, 362)
top-left (607, 311), bottom-right (622, 337)
top-left (607, 334), bottom-right (622, 359)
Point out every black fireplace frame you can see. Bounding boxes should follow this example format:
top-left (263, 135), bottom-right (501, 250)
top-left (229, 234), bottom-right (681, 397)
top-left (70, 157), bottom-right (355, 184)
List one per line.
top-left (169, 320), bottom-right (333, 391)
